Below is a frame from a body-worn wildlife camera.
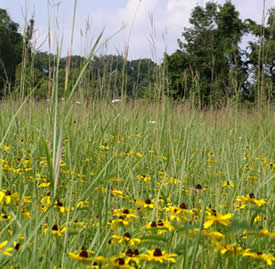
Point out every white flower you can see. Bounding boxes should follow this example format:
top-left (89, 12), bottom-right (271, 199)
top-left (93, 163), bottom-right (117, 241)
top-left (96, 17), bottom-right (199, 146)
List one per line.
top-left (149, 121), bottom-right (157, 124)
top-left (76, 101), bottom-right (81, 104)
top-left (111, 99), bottom-right (121, 104)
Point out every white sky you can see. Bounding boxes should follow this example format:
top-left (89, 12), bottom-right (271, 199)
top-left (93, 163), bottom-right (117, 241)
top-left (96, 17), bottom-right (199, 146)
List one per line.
top-left (1, 0), bottom-right (274, 62)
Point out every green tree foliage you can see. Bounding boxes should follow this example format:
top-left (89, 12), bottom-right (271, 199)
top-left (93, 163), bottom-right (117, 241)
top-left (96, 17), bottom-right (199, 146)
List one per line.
top-left (29, 53), bottom-right (157, 99)
top-left (79, 55), bottom-right (157, 98)
top-left (246, 8), bottom-right (275, 102)
top-left (0, 9), bottom-right (23, 95)
top-left (165, 1), bottom-right (248, 107)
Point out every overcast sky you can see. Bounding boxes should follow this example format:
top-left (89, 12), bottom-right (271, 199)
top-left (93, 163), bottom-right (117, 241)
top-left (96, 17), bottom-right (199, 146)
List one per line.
top-left (1, 0), bottom-right (274, 62)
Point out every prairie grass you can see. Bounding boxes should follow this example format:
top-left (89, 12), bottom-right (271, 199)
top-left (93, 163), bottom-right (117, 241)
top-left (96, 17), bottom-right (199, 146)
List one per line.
top-left (0, 1), bottom-right (274, 268)
top-left (0, 99), bottom-right (274, 268)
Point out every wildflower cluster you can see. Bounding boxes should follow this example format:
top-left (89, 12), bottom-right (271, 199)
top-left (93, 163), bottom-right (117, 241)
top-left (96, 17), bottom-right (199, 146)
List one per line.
top-left (0, 113), bottom-right (273, 269)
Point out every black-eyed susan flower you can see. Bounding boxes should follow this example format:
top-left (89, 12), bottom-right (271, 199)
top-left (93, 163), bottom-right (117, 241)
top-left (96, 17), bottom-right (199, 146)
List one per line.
top-left (135, 199), bottom-right (156, 209)
top-left (220, 243), bottom-right (244, 256)
top-left (253, 214), bottom-right (262, 223)
top-left (2, 144), bottom-right (10, 151)
top-left (21, 207), bottom-right (31, 218)
top-left (136, 174), bottom-right (151, 183)
top-left (39, 181), bottom-right (50, 188)
top-left (0, 240), bottom-right (13, 256)
top-left (191, 184), bottom-right (208, 194)
top-left (0, 190), bottom-right (19, 205)
top-left (108, 217), bottom-right (131, 231)
top-left (84, 262), bottom-right (99, 269)
top-left (191, 228), bottom-right (225, 240)
top-left (236, 193), bottom-right (266, 207)
top-left (203, 209), bottom-right (232, 229)
top-left (124, 248), bottom-right (140, 266)
top-left (112, 208), bottom-right (138, 220)
top-left (22, 196), bottom-right (32, 204)
top-left (67, 220), bottom-right (87, 230)
top-left (77, 200), bottom-right (89, 208)
top-left (14, 241), bottom-right (23, 251)
top-left (142, 219), bottom-right (174, 235)
top-left (109, 177), bottom-right (122, 182)
top-left (222, 181), bottom-right (234, 188)
top-left (135, 152), bottom-right (143, 158)
top-left (243, 251), bottom-right (275, 266)
top-left (0, 213), bottom-right (12, 222)
top-left (99, 144), bottom-right (110, 151)
top-left (40, 193), bottom-right (51, 207)
top-left (43, 224), bottom-right (66, 237)
top-left (140, 248), bottom-right (177, 264)
top-left (54, 200), bottom-right (68, 214)
top-left (164, 202), bottom-right (191, 222)
top-left (203, 229), bottom-right (224, 240)
top-left (259, 228), bottom-right (275, 237)
top-left (110, 256), bottom-right (137, 269)
top-left (111, 233), bottom-right (141, 247)
top-left (111, 188), bottom-right (128, 199)
top-left (67, 248), bottom-right (95, 261)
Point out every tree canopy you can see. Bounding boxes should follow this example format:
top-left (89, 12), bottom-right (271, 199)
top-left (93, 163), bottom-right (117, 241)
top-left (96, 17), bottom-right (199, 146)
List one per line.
top-left (165, 1), bottom-right (251, 106)
top-left (0, 9), bottom-right (23, 95)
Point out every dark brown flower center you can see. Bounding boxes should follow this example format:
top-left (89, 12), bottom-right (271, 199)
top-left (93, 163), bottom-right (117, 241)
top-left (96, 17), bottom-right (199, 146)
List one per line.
top-left (125, 248), bottom-right (139, 257)
top-left (157, 220), bottom-right (164, 226)
top-left (126, 249), bottom-right (133, 256)
top-left (80, 248), bottom-right (89, 258)
top-left (52, 224), bottom-right (58, 231)
top-left (145, 199), bottom-right (151, 204)
top-left (249, 193), bottom-right (255, 198)
top-left (15, 243), bottom-right (20, 250)
top-left (153, 248), bottom-right (162, 256)
top-left (211, 209), bottom-right (217, 216)
top-left (123, 209), bottom-right (129, 214)
top-left (151, 221), bottom-right (157, 227)
top-left (115, 258), bottom-right (125, 265)
top-left (57, 200), bottom-right (63, 206)
top-left (195, 184), bottom-right (202, 190)
top-left (124, 232), bottom-right (131, 238)
top-left (5, 191), bottom-right (11, 196)
top-left (180, 202), bottom-right (187, 209)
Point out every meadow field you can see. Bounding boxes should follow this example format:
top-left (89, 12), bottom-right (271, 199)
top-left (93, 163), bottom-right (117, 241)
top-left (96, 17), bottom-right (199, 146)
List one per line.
top-left (0, 99), bottom-right (274, 268)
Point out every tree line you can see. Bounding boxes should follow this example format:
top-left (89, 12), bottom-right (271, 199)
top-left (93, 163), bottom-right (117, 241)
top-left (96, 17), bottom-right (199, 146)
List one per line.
top-left (0, 1), bottom-right (274, 107)
top-left (164, 1), bottom-right (274, 107)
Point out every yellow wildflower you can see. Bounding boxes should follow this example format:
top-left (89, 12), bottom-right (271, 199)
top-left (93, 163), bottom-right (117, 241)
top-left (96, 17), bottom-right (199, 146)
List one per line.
top-left (140, 248), bottom-right (177, 264)
top-left (204, 209), bottom-right (232, 229)
top-left (0, 240), bottom-right (13, 256)
top-left (111, 233), bottom-right (141, 247)
top-left (67, 248), bottom-right (95, 261)
top-left (243, 251), bottom-right (275, 266)
top-left (236, 193), bottom-right (266, 207)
